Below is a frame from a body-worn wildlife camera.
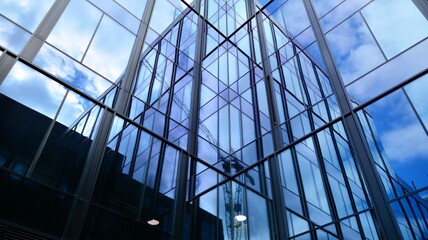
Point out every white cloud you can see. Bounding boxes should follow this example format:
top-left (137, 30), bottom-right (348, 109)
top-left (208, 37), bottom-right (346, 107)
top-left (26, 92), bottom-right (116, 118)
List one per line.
top-left (320, 0), bottom-right (370, 32)
top-left (0, 16), bottom-right (30, 53)
top-left (46, 0), bottom-right (102, 60)
top-left (347, 38), bottom-right (428, 102)
top-left (326, 14), bottom-right (385, 84)
top-left (361, 0), bottom-right (428, 58)
top-left (380, 123), bottom-right (428, 163)
top-left (82, 16), bottom-right (135, 80)
top-left (34, 45), bottom-right (113, 99)
top-left (0, 0), bottom-right (54, 31)
top-left (0, 62), bottom-right (66, 118)
top-left (0, 61), bottom-right (90, 127)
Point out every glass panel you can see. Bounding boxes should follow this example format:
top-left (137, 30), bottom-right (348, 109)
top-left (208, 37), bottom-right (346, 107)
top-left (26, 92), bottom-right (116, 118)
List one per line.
top-left (0, 0), bottom-right (54, 32)
top-left (361, 90), bottom-right (428, 190)
top-left (247, 190), bottom-right (271, 239)
top-left (326, 14), bottom-right (385, 85)
top-left (32, 105), bottom-right (102, 193)
top-left (115, 0), bottom-right (147, 18)
top-left (34, 44), bottom-right (114, 99)
top-left (47, 0), bottom-right (103, 60)
top-left (88, 0), bottom-right (140, 34)
top-left (0, 61), bottom-right (66, 118)
top-left (0, 15), bottom-right (31, 53)
top-left (361, 0), bottom-right (428, 58)
top-left (82, 16), bottom-right (135, 80)
top-left (346, 38), bottom-right (428, 103)
top-left (404, 74), bottom-right (428, 130)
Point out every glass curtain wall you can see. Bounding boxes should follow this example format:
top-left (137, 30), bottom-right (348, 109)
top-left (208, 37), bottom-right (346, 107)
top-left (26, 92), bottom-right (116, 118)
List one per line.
top-left (0, 0), bottom-right (427, 239)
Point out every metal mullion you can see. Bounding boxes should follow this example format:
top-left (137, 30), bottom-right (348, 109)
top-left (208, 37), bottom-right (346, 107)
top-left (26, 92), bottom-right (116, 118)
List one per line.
top-left (288, 145), bottom-right (317, 239)
top-left (402, 88), bottom-right (428, 137)
top-left (114, 0), bottom-right (156, 115)
top-left (26, 90), bottom-right (70, 177)
top-left (311, 134), bottom-right (344, 238)
top-left (295, 44), bottom-right (344, 238)
top-left (414, 199), bottom-right (428, 231)
top-left (269, 25), bottom-right (296, 166)
top-left (404, 195), bottom-right (425, 238)
top-left (173, 2), bottom-right (206, 236)
top-left (303, 1), bottom-right (402, 239)
top-left (149, 40), bottom-right (182, 215)
top-left (0, 0), bottom-right (71, 84)
top-left (245, 2), bottom-right (269, 201)
top-left (163, 21), bottom-right (184, 142)
top-left (396, 196), bottom-right (418, 239)
top-left (63, 109), bottom-right (116, 239)
top-left (329, 126), bottom-right (367, 239)
top-left (359, 111), bottom-right (401, 199)
top-left (312, 62), bottom-right (334, 123)
top-left (19, 0), bottom-right (71, 62)
top-left (81, 14), bottom-right (103, 63)
top-left (136, 135), bottom-right (156, 221)
top-left (249, 1), bottom-right (289, 239)
top-left (292, 207), bottom-right (376, 239)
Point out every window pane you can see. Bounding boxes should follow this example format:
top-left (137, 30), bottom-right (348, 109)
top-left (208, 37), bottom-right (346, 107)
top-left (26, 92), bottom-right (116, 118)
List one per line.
top-left (362, 0), bottom-right (428, 58)
top-left (0, 15), bottom-right (31, 53)
top-left (0, 0), bottom-right (54, 32)
top-left (82, 16), bottom-right (135, 80)
top-left (0, 62), bottom-right (66, 118)
top-left (47, 0), bottom-right (102, 60)
top-left (326, 14), bottom-right (385, 84)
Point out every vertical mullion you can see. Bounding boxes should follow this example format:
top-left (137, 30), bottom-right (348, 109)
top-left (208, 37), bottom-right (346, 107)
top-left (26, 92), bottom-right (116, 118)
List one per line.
top-left (249, 2), bottom-right (289, 239)
top-left (115, 0), bottom-right (156, 115)
top-left (302, 0), bottom-right (402, 239)
top-left (295, 48), bottom-right (344, 238)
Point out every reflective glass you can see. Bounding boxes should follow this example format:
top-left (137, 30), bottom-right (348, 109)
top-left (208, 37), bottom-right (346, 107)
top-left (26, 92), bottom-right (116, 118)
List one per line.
top-left (361, 0), bottom-right (428, 58)
top-left (47, 0), bottom-right (102, 60)
top-left (115, 0), bottom-right (147, 18)
top-left (34, 44), bottom-right (114, 99)
top-left (0, 61), bottom-right (66, 118)
top-left (247, 190), bottom-right (271, 239)
top-left (311, 0), bottom-right (342, 18)
top-left (32, 105), bottom-right (102, 193)
top-left (88, 0), bottom-right (140, 34)
top-left (82, 16), bottom-right (135, 80)
top-left (0, 15), bottom-right (31, 53)
top-left (346, 38), bottom-right (428, 103)
top-left (364, 90), bottom-right (428, 190)
top-left (404, 74), bottom-right (428, 129)
top-left (326, 14), bottom-right (385, 84)
top-left (0, 0), bottom-right (54, 32)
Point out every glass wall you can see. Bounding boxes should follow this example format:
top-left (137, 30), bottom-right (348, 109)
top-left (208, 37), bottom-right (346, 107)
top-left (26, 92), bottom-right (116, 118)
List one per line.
top-left (0, 0), bottom-right (427, 239)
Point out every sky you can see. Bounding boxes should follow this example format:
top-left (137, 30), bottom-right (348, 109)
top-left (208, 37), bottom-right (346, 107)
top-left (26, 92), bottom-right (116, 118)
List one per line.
top-left (365, 75), bottom-right (428, 195)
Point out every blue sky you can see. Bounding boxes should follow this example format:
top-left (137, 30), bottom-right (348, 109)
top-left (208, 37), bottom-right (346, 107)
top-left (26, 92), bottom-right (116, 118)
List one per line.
top-left (366, 81), bottom-right (428, 195)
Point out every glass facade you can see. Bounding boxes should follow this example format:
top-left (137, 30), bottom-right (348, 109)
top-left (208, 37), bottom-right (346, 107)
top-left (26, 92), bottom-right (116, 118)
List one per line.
top-left (0, 0), bottom-right (427, 239)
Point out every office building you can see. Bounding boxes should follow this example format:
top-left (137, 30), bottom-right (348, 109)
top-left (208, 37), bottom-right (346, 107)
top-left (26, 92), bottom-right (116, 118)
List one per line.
top-left (0, 0), bottom-right (428, 239)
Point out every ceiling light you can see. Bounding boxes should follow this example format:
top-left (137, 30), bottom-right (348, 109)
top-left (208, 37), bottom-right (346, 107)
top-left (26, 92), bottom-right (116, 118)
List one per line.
top-left (235, 215), bottom-right (247, 222)
top-left (148, 219), bottom-right (160, 226)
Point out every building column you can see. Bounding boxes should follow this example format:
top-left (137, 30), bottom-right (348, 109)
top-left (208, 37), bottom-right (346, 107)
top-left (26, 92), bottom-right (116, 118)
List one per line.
top-left (249, 2), bottom-right (289, 239)
top-left (172, 2), bottom-right (205, 239)
top-left (114, 0), bottom-right (156, 115)
top-left (62, 1), bottom-right (156, 238)
top-left (302, 1), bottom-right (402, 239)
top-left (412, 0), bottom-right (428, 20)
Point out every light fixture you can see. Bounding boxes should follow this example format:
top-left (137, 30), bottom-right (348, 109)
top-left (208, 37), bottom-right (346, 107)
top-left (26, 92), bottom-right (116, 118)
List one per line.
top-left (147, 219), bottom-right (160, 226)
top-left (235, 215), bottom-right (247, 222)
